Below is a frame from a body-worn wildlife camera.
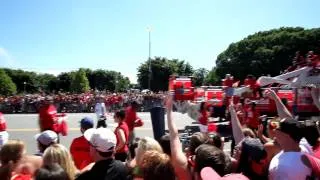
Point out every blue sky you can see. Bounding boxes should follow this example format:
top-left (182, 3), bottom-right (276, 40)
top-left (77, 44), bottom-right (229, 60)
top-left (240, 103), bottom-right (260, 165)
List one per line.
top-left (0, 0), bottom-right (319, 83)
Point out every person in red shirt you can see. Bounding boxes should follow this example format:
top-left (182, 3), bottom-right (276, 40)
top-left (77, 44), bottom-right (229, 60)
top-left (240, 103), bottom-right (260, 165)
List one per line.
top-left (222, 74), bottom-right (234, 107)
top-left (0, 112), bottom-right (9, 148)
top-left (222, 74), bottom-right (234, 88)
top-left (245, 102), bottom-right (260, 130)
top-left (114, 110), bottom-right (129, 162)
top-left (198, 102), bottom-right (217, 133)
top-left (244, 75), bottom-right (262, 98)
top-left (70, 117), bottom-right (94, 170)
top-left (38, 97), bottom-right (59, 133)
top-left (198, 102), bottom-right (209, 132)
top-left (125, 101), bottom-right (144, 144)
top-left (0, 112), bottom-right (7, 132)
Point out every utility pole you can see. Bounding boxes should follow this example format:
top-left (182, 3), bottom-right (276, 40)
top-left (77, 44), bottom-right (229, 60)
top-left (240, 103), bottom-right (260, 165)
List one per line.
top-left (148, 27), bottom-right (152, 90)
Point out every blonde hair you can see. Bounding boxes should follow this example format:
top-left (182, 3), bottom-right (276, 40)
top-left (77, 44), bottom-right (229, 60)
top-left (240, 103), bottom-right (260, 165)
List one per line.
top-left (242, 128), bottom-right (256, 138)
top-left (140, 150), bottom-right (175, 180)
top-left (136, 137), bottom-right (163, 165)
top-left (0, 140), bottom-right (25, 164)
top-left (43, 144), bottom-right (77, 180)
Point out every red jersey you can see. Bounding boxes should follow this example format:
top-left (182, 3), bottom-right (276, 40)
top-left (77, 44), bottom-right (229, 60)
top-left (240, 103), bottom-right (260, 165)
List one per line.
top-left (39, 104), bottom-right (59, 132)
top-left (244, 78), bottom-right (257, 89)
top-left (246, 107), bottom-right (260, 129)
top-left (0, 112), bottom-right (7, 131)
top-left (115, 121), bottom-right (129, 153)
top-left (125, 106), bottom-right (143, 131)
top-left (198, 110), bottom-right (208, 125)
top-left (70, 135), bottom-right (93, 170)
top-left (223, 78), bottom-right (233, 87)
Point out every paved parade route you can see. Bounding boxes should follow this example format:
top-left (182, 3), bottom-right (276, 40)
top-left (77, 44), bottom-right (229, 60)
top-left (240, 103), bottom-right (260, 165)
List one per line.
top-left (3, 112), bottom-right (208, 154)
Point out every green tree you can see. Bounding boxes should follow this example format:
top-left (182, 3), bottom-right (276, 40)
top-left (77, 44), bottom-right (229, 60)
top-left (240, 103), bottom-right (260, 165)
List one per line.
top-left (70, 69), bottom-right (90, 93)
top-left (215, 27), bottom-right (320, 81)
top-left (2, 68), bottom-right (38, 93)
top-left (204, 68), bottom-right (219, 85)
top-left (0, 69), bottom-right (17, 95)
top-left (56, 72), bottom-right (74, 92)
top-left (116, 76), bottom-right (130, 92)
top-left (137, 57), bottom-right (192, 91)
top-left (35, 73), bottom-right (57, 92)
top-left (193, 68), bottom-right (209, 86)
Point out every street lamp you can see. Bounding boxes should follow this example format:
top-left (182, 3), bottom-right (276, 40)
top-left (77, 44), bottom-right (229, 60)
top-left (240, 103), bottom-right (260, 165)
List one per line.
top-left (23, 82), bottom-right (26, 94)
top-left (147, 27), bottom-right (152, 90)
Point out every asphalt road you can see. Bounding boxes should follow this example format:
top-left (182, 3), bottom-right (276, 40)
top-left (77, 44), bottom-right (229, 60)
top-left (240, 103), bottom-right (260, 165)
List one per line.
top-left (3, 112), bottom-right (231, 154)
top-left (2, 112), bottom-right (195, 152)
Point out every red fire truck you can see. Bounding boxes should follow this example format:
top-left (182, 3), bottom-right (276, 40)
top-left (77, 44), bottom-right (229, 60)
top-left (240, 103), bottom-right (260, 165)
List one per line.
top-left (169, 76), bottom-right (195, 101)
top-left (242, 87), bottom-right (319, 117)
top-left (169, 75), bottom-right (318, 118)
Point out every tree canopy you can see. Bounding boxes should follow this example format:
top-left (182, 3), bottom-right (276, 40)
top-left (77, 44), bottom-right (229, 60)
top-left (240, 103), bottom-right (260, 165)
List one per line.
top-left (70, 69), bottom-right (90, 93)
top-left (137, 57), bottom-right (195, 91)
top-left (0, 69), bottom-right (17, 96)
top-left (0, 68), bottom-right (131, 94)
top-left (215, 27), bottom-right (320, 80)
top-left (192, 68), bottom-right (209, 87)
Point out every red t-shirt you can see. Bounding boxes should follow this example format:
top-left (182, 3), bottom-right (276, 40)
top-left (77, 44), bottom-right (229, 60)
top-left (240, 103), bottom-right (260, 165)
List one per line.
top-left (244, 78), bottom-right (257, 89)
top-left (0, 112), bottom-right (7, 131)
top-left (125, 106), bottom-right (143, 131)
top-left (39, 104), bottom-right (58, 132)
top-left (223, 78), bottom-right (233, 87)
top-left (115, 121), bottom-right (129, 153)
top-left (70, 135), bottom-right (93, 170)
top-left (198, 110), bottom-right (208, 125)
top-left (246, 108), bottom-right (260, 129)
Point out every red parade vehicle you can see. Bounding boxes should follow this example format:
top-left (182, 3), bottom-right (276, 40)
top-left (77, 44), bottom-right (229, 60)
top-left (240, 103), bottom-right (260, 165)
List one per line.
top-left (169, 76), bottom-right (195, 101)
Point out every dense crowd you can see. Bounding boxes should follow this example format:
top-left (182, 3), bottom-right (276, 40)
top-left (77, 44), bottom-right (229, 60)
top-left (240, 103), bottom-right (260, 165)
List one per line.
top-left (0, 50), bottom-right (318, 179)
top-left (0, 88), bottom-right (320, 180)
top-left (0, 91), bottom-right (165, 113)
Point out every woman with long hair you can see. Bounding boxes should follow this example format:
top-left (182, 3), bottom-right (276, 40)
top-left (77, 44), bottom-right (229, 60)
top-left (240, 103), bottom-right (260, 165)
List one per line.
top-left (42, 144), bottom-right (78, 180)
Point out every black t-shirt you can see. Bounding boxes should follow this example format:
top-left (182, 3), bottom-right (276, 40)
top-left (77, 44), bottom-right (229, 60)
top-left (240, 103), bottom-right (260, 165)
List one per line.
top-left (76, 158), bottom-right (131, 180)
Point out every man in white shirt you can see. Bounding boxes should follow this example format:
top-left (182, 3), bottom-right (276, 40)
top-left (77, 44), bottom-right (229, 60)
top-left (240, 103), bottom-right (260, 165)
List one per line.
top-left (269, 119), bottom-right (312, 180)
top-left (95, 96), bottom-right (107, 128)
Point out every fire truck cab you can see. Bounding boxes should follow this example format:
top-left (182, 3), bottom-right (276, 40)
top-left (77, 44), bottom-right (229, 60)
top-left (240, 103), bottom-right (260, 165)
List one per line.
top-left (169, 76), bottom-right (195, 101)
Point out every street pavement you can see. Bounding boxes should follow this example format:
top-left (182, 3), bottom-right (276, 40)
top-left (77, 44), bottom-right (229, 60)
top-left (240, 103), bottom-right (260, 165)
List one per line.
top-left (3, 112), bottom-right (231, 154)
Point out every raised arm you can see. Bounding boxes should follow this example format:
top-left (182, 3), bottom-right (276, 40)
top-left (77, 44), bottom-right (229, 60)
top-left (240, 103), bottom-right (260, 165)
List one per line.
top-left (264, 89), bottom-right (293, 119)
top-left (166, 96), bottom-right (191, 180)
top-left (229, 101), bottom-right (245, 145)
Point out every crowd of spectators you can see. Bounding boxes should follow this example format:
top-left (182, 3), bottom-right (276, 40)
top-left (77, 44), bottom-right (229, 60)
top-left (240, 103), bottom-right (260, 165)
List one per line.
top-left (0, 88), bottom-right (319, 180)
top-left (0, 91), bottom-right (165, 114)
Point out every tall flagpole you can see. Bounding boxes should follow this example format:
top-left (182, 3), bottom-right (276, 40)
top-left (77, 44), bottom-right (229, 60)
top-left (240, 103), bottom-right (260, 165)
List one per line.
top-left (148, 27), bottom-right (152, 90)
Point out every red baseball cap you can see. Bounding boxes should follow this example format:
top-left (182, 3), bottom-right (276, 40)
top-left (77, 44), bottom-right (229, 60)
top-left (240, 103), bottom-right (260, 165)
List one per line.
top-left (201, 167), bottom-right (249, 180)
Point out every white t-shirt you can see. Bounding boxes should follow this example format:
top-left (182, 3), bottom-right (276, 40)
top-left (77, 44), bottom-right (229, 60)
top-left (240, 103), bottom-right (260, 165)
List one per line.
top-left (269, 151), bottom-right (312, 180)
top-left (95, 102), bottom-right (106, 119)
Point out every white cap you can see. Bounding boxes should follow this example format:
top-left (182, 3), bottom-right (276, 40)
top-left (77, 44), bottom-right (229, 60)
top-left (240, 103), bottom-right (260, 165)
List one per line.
top-left (0, 131), bottom-right (9, 148)
top-left (35, 130), bottom-right (58, 146)
top-left (84, 128), bottom-right (117, 153)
